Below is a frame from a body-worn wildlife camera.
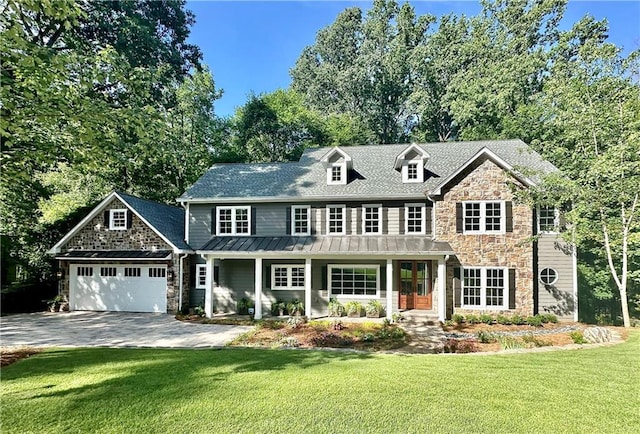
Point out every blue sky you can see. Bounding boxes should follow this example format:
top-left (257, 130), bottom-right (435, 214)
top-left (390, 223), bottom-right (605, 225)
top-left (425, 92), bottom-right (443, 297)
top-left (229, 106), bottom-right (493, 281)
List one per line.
top-left (186, 1), bottom-right (640, 117)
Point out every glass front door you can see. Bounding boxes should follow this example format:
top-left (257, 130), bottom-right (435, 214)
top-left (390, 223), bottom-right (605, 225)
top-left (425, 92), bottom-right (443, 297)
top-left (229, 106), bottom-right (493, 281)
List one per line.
top-left (398, 261), bottom-right (433, 310)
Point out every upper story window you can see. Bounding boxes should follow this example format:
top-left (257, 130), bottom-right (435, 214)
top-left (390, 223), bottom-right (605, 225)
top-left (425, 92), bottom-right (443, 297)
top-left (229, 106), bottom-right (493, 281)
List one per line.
top-left (538, 206), bottom-right (559, 233)
top-left (217, 206), bottom-right (250, 236)
top-left (407, 162), bottom-right (419, 180)
top-left (327, 205), bottom-right (346, 235)
top-left (463, 201), bottom-right (504, 234)
top-left (291, 205), bottom-right (310, 236)
top-left (405, 204), bottom-right (426, 234)
top-left (109, 209), bottom-right (127, 230)
top-left (363, 204), bottom-right (382, 234)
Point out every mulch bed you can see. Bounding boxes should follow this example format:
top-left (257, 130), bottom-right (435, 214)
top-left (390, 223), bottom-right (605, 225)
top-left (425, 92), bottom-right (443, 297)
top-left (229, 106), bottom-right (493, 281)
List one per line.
top-left (1, 347), bottom-right (42, 368)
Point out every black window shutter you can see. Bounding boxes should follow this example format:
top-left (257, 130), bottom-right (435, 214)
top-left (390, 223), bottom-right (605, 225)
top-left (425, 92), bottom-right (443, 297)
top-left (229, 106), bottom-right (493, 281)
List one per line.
top-left (345, 208), bottom-right (351, 235)
top-left (213, 266), bottom-right (220, 286)
top-left (382, 207), bottom-right (388, 234)
top-left (425, 203), bottom-right (432, 235)
top-left (455, 203), bottom-right (463, 233)
top-left (506, 201), bottom-right (513, 232)
top-left (310, 207), bottom-right (316, 235)
top-left (379, 265), bottom-right (386, 291)
top-left (126, 210), bottom-right (133, 229)
top-left (319, 208), bottom-right (325, 235)
top-left (508, 268), bottom-right (516, 309)
top-left (453, 267), bottom-right (462, 308)
top-left (321, 265), bottom-right (327, 290)
top-left (265, 264), bottom-right (271, 289)
top-left (104, 210), bottom-right (110, 227)
top-left (398, 207), bottom-right (405, 235)
top-left (251, 206), bottom-right (257, 235)
top-left (211, 208), bottom-right (216, 235)
top-left (285, 207), bottom-right (291, 235)
top-left (356, 207), bottom-right (362, 234)
top-left (189, 264), bottom-right (196, 287)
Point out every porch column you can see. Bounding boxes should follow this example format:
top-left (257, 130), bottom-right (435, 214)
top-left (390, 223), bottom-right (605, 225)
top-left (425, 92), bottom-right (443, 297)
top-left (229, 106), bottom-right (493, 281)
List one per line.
top-left (204, 256), bottom-right (214, 318)
top-left (254, 258), bottom-right (263, 320)
top-left (386, 259), bottom-right (393, 319)
top-left (437, 258), bottom-right (446, 322)
top-left (304, 258), bottom-right (312, 318)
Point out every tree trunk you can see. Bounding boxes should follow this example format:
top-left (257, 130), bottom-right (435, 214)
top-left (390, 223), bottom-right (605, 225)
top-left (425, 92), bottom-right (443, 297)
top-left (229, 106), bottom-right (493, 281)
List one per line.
top-left (620, 288), bottom-right (630, 328)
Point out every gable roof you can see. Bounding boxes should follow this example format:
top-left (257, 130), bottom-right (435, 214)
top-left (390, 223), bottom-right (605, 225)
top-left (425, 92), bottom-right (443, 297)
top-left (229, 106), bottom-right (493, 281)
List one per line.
top-left (178, 139), bottom-right (557, 203)
top-left (49, 191), bottom-right (191, 254)
top-left (394, 143), bottom-right (429, 170)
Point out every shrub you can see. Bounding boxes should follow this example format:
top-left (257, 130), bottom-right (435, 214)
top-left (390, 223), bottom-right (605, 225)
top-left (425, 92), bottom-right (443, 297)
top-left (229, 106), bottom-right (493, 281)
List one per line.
top-left (278, 336), bottom-right (300, 348)
top-left (443, 338), bottom-right (478, 353)
top-left (362, 333), bottom-right (376, 342)
top-left (465, 314), bottom-right (480, 325)
top-left (570, 331), bottom-right (587, 344)
top-left (261, 320), bottom-right (286, 330)
top-left (496, 314), bottom-right (512, 325)
top-left (365, 300), bottom-right (384, 317)
top-left (286, 316), bottom-right (306, 329)
top-left (391, 312), bottom-right (404, 323)
top-left (309, 332), bottom-right (353, 347)
top-left (345, 301), bottom-right (363, 317)
top-left (526, 315), bottom-right (543, 327)
top-left (331, 319), bottom-right (344, 331)
top-left (286, 299), bottom-right (304, 316)
top-left (193, 305), bottom-right (205, 316)
top-left (521, 333), bottom-right (551, 347)
top-left (479, 314), bottom-right (494, 325)
top-left (443, 319), bottom-right (454, 327)
top-left (497, 336), bottom-right (525, 350)
top-left (539, 313), bottom-right (558, 324)
top-left (271, 299), bottom-right (287, 316)
top-left (510, 314), bottom-right (526, 325)
top-left (328, 298), bottom-right (344, 317)
top-left (476, 331), bottom-right (497, 343)
top-left (452, 313), bottom-right (465, 324)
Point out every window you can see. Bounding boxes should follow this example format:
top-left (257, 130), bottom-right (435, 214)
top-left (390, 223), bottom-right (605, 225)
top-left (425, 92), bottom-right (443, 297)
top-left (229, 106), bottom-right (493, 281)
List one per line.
top-left (462, 267), bottom-right (507, 309)
top-left (77, 267), bottom-right (93, 277)
top-left (539, 268), bottom-right (558, 285)
top-left (100, 267), bottom-right (116, 277)
top-left (196, 264), bottom-right (207, 288)
top-left (124, 267), bottom-right (140, 277)
top-left (327, 163), bottom-right (347, 185)
top-left (362, 205), bottom-right (382, 234)
top-left (149, 267), bottom-right (166, 278)
top-left (109, 209), bottom-right (127, 230)
top-left (331, 166), bottom-right (342, 182)
top-left (271, 265), bottom-right (305, 290)
top-left (327, 205), bottom-right (346, 235)
top-left (407, 162), bottom-right (419, 180)
top-left (291, 205), bottom-right (310, 236)
top-left (217, 206), bottom-right (250, 235)
top-left (463, 202), bottom-right (504, 234)
top-left (329, 265), bottom-right (379, 297)
top-left (405, 204), bottom-right (425, 234)
top-left (538, 207), bottom-right (559, 232)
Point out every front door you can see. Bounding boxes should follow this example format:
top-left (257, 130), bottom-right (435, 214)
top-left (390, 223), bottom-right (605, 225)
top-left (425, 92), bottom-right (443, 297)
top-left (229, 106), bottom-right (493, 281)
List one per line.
top-left (398, 261), bottom-right (432, 310)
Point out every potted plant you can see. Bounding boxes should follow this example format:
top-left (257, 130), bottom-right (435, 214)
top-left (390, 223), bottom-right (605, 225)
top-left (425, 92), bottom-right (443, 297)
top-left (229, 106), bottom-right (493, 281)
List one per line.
top-left (271, 299), bottom-right (287, 316)
top-left (328, 297), bottom-right (345, 317)
top-left (365, 300), bottom-right (384, 318)
top-left (286, 299), bottom-right (304, 316)
top-left (45, 294), bottom-right (65, 312)
top-left (345, 301), bottom-right (363, 318)
top-left (237, 297), bottom-right (251, 315)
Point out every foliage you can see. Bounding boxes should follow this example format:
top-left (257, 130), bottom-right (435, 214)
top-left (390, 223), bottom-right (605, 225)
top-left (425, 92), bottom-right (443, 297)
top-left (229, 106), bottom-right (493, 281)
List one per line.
top-left (521, 334), bottom-right (551, 347)
top-left (465, 314), bottom-right (480, 325)
top-left (286, 316), bottom-right (307, 329)
top-left (569, 330), bottom-right (587, 344)
top-left (497, 336), bottom-right (525, 350)
top-left (286, 299), bottom-right (304, 316)
top-left (510, 314), bottom-right (526, 325)
top-left (237, 298), bottom-right (254, 315)
top-left (496, 315), bottom-right (512, 325)
top-left (331, 320), bottom-right (345, 331)
top-left (391, 312), bottom-right (404, 323)
top-left (277, 336), bottom-right (300, 348)
top-left (526, 315), bottom-right (544, 327)
top-left (328, 298), bottom-right (345, 317)
top-left (479, 314), bottom-right (494, 325)
top-left (365, 300), bottom-right (384, 317)
top-left (271, 299), bottom-right (287, 316)
top-left (476, 331), bottom-right (498, 344)
top-left (539, 313), bottom-right (558, 324)
top-left (452, 313), bottom-right (465, 324)
top-left (344, 301), bottom-right (363, 317)
top-left (443, 338), bottom-right (479, 353)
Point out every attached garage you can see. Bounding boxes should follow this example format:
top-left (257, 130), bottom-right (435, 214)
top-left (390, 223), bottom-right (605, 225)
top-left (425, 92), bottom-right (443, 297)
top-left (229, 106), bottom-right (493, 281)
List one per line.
top-left (70, 264), bottom-right (168, 313)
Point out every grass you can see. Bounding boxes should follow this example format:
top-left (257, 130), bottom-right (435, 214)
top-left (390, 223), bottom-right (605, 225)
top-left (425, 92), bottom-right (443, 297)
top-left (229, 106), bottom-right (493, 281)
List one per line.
top-left (1, 330), bottom-right (638, 433)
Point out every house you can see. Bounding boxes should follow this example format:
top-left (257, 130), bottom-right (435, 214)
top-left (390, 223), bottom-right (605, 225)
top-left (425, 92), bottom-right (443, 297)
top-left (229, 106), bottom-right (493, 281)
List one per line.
top-left (49, 140), bottom-right (578, 321)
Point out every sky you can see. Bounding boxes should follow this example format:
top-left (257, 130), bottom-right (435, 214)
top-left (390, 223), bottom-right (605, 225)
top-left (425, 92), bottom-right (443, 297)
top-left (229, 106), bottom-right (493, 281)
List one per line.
top-left (186, 0), bottom-right (640, 117)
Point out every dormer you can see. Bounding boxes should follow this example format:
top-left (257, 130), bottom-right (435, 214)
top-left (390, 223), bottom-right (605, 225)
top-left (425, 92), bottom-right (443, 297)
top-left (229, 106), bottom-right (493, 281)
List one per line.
top-left (394, 144), bottom-right (429, 183)
top-left (321, 147), bottom-right (352, 185)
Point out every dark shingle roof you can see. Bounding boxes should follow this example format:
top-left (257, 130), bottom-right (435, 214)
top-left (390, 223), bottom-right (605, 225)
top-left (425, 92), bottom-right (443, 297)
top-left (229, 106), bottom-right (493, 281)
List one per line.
top-left (117, 192), bottom-right (191, 251)
top-left (56, 250), bottom-right (172, 260)
top-left (179, 140), bottom-right (556, 202)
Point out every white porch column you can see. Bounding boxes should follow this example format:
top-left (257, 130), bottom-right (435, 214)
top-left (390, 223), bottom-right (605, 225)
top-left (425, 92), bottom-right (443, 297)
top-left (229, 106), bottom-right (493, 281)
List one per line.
top-left (386, 259), bottom-right (393, 319)
top-left (304, 258), bottom-right (312, 318)
top-left (437, 258), bottom-right (446, 323)
top-left (254, 258), bottom-right (263, 320)
top-left (204, 256), bottom-right (214, 318)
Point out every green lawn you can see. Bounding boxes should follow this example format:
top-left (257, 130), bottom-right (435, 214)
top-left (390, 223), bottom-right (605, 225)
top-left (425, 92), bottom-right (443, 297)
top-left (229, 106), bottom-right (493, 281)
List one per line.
top-left (1, 331), bottom-right (638, 434)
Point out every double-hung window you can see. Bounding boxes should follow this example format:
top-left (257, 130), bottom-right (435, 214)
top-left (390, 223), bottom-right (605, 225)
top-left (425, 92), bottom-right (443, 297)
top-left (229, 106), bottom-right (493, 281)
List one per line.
top-left (405, 203), bottom-right (426, 234)
top-left (462, 267), bottom-right (507, 309)
top-left (217, 206), bottom-right (250, 235)
top-left (291, 205), bottom-right (310, 236)
top-left (271, 265), bottom-right (305, 290)
top-left (196, 264), bottom-right (207, 289)
top-left (326, 205), bottom-right (346, 235)
top-left (463, 201), bottom-right (504, 234)
top-left (538, 206), bottom-right (559, 233)
top-left (109, 209), bottom-right (127, 230)
top-left (329, 265), bottom-right (379, 297)
top-left (362, 204), bottom-right (382, 234)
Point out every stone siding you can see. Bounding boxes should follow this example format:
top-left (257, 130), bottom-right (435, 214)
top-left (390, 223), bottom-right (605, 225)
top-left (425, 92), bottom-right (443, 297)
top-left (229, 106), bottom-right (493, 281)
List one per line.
top-left (436, 157), bottom-right (534, 316)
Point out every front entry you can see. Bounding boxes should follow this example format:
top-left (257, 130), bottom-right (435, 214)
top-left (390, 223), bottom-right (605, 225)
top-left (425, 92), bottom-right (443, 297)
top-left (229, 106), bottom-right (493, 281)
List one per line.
top-left (399, 261), bottom-right (432, 310)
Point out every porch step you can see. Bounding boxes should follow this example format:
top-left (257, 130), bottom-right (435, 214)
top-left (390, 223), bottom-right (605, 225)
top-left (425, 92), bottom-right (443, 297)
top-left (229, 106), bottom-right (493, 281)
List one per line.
top-left (399, 310), bottom-right (441, 326)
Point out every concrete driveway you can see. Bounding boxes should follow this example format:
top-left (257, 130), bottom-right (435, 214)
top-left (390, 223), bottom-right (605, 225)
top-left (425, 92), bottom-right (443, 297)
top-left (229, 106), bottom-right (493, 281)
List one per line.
top-left (0, 311), bottom-right (253, 349)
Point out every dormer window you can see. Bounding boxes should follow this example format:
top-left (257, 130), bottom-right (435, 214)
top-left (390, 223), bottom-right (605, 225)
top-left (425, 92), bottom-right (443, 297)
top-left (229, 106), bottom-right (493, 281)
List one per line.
top-left (407, 162), bottom-right (419, 181)
top-left (395, 144), bottom-right (429, 184)
top-left (109, 209), bottom-right (127, 230)
top-left (321, 147), bottom-right (352, 186)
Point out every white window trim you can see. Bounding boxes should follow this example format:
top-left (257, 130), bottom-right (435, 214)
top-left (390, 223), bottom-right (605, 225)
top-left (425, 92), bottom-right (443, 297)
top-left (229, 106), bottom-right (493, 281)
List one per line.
top-left (402, 160), bottom-right (424, 183)
top-left (328, 264), bottom-right (380, 299)
top-left (362, 204), bottom-right (382, 235)
top-left (217, 206), bottom-right (251, 236)
top-left (539, 268), bottom-right (558, 285)
top-left (404, 203), bottom-right (426, 235)
top-left (461, 266), bottom-right (508, 310)
top-left (327, 162), bottom-right (347, 185)
top-left (291, 205), bottom-right (311, 236)
top-left (537, 206), bottom-right (560, 234)
top-left (109, 209), bottom-right (127, 230)
top-left (463, 201), bottom-right (506, 235)
top-left (326, 205), bottom-right (346, 235)
top-left (271, 264), bottom-right (306, 290)
top-left (196, 264), bottom-right (207, 289)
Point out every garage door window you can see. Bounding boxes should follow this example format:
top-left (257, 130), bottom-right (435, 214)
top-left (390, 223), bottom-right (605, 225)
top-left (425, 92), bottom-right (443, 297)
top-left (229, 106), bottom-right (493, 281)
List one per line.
top-left (124, 267), bottom-right (141, 277)
top-left (149, 267), bottom-right (166, 278)
top-left (77, 267), bottom-right (93, 276)
top-left (100, 267), bottom-right (116, 277)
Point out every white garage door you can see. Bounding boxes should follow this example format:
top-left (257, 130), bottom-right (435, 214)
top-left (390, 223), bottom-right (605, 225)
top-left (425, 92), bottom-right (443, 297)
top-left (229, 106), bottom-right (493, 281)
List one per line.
top-left (70, 264), bottom-right (167, 313)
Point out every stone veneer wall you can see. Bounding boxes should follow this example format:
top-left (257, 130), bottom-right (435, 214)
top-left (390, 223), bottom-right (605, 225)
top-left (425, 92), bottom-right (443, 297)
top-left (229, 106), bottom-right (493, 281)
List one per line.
top-left (436, 157), bottom-right (534, 317)
top-left (59, 198), bottom-right (184, 313)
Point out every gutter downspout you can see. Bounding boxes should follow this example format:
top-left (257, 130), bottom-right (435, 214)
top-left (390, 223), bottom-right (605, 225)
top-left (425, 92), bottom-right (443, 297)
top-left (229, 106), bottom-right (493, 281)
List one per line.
top-left (178, 253), bottom-right (189, 312)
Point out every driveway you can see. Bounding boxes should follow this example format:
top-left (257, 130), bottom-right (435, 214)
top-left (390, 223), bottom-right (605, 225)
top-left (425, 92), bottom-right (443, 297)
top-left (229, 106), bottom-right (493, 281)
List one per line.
top-left (0, 311), bottom-right (253, 349)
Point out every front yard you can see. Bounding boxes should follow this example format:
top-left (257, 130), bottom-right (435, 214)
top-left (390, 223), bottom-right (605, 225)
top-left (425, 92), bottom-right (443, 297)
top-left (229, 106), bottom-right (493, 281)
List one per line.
top-left (1, 330), bottom-right (638, 433)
